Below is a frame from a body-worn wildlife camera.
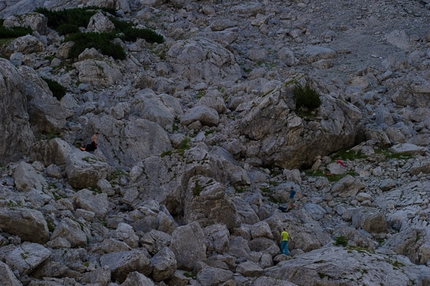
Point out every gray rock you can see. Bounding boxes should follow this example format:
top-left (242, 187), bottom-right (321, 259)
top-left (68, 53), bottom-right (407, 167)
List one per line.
top-left (0, 208), bottom-right (49, 244)
top-left (87, 11), bottom-right (115, 33)
top-left (0, 58), bottom-right (34, 165)
top-left (100, 250), bottom-right (152, 283)
top-left (330, 175), bottom-right (365, 198)
top-left (236, 260), bottom-right (263, 277)
top-left (166, 38), bottom-right (242, 85)
top-left (121, 271), bottom-right (156, 286)
top-left (0, 260), bottom-right (21, 286)
top-left (73, 188), bottom-right (109, 218)
top-left (170, 222), bottom-right (206, 270)
top-left (196, 266), bottom-right (234, 286)
top-left (12, 161), bottom-right (47, 192)
top-left (51, 218), bottom-right (88, 248)
top-left (5, 243), bottom-right (51, 275)
top-left (73, 59), bottom-right (122, 88)
top-left (65, 149), bottom-right (111, 189)
top-left (204, 224), bottom-right (230, 255)
top-left (186, 177), bottom-right (237, 230)
top-left (388, 143), bottom-right (426, 155)
top-left (150, 246), bottom-right (177, 281)
top-left (180, 105), bottom-right (220, 127)
top-left (112, 223), bottom-right (139, 248)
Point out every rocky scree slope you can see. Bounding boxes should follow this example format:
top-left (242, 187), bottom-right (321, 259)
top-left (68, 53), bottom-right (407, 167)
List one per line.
top-left (0, 0), bottom-right (430, 285)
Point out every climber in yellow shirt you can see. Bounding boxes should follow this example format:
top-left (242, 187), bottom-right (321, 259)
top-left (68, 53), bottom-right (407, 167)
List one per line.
top-left (280, 228), bottom-right (289, 255)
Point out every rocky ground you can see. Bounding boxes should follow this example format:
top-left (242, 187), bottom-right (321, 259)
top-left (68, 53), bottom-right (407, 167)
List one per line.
top-left (0, 0), bottom-right (430, 285)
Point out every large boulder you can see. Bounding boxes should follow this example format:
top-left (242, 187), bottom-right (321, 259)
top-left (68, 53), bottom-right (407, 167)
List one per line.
top-left (0, 208), bottom-right (49, 244)
top-left (30, 138), bottom-right (74, 167)
top-left (166, 38), bottom-right (242, 85)
top-left (5, 243), bottom-right (51, 275)
top-left (129, 145), bottom-right (226, 218)
top-left (100, 250), bottom-right (152, 283)
top-left (169, 222), bottom-right (206, 271)
top-left (0, 261), bottom-right (21, 286)
top-left (87, 115), bottom-right (172, 168)
top-left (264, 246), bottom-right (430, 285)
top-left (12, 161), bottom-right (48, 192)
top-left (237, 79), bottom-right (362, 169)
top-left (19, 66), bottom-right (72, 134)
top-left (0, 58), bottom-right (34, 165)
top-left (73, 59), bottom-right (122, 88)
top-left (65, 149), bottom-right (112, 189)
top-left (185, 176), bottom-right (237, 230)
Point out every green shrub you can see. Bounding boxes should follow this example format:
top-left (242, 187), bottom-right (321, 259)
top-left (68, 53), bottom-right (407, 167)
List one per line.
top-left (56, 24), bottom-right (79, 35)
top-left (334, 235), bottom-right (348, 247)
top-left (34, 7), bottom-right (164, 60)
top-left (65, 32), bottom-right (126, 60)
top-left (122, 27), bottom-right (164, 43)
top-left (293, 83), bottom-right (321, 110)
top-left (35, 7), bottom-right (95, 30)
top-left (42, 77), bottom-right (66, 100)
top-left (34, 6), bottom-right (115, 30)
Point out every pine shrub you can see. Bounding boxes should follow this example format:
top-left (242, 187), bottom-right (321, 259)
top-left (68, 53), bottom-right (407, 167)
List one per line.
top-left (42, 77), bottom-right (66, 100)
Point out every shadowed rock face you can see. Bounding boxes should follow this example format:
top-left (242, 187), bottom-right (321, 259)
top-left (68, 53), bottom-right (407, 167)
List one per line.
top-left (0, 59), bottom-right (34, 165)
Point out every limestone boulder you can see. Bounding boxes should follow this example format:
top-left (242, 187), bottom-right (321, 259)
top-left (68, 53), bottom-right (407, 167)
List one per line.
top-left (264, 246), bottom-right (430, 285)
top-left (5, 243), bottom-right (51, 275)
top-left (4, 35), bottom-right (44, 56)
top-left (19, 66), bottom-right (72, 134)
top-left (87, 11), bottom-right (115, 33)
top-left (100, 250), bottom-right (152, 283)
top-left (0, 58), bottom-right (34, 165)
top-left (237, 80), bottom-right (362, 169)
top-left (87, 115), bottom-right (172, 168)
top-left (73, 59), bottom-right (122, 88)
top-left (12, 161), bottom-right (47, 192)
top-left (73, 189), bottom-right (110, 218)
top-left (65, 149), bottom-right (112, 189)
top-left (50, 218), bottom-right (88, 248)
top-left (204, 224), bottom-right (230, 255)
top-left (185, 177), bottom-right (237, 230)
top-left (170, 222), bottom-right (206, 271)
top-left (121, 271), bottom-right (156, 286)
top-left (130, 89), bottom-right (183, 131)
top-left (352, 210), bottom-right (388, 234)
top-left (141, 229), bottom-right (172, 256)
top-left (180, 105), bottom-right (220, 127)
top-left (330, 175), bottom-right (366, 198)
top-left (166, 38), bottom-right (242, 85)
top-left (0, 261), bottom-right (21, 286)
top-left (129, 145), bottom-right (230, 219)
top-left (30, 138), bottom-right (73, 167)
top-left (196, 266), bottom-right (234, 286)
top-left (0, 208), bottom-right (49, 244)
top-left (150, 246), bottom-right (177, 282)
top-left (112, 223), bottom-right (139, 248)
